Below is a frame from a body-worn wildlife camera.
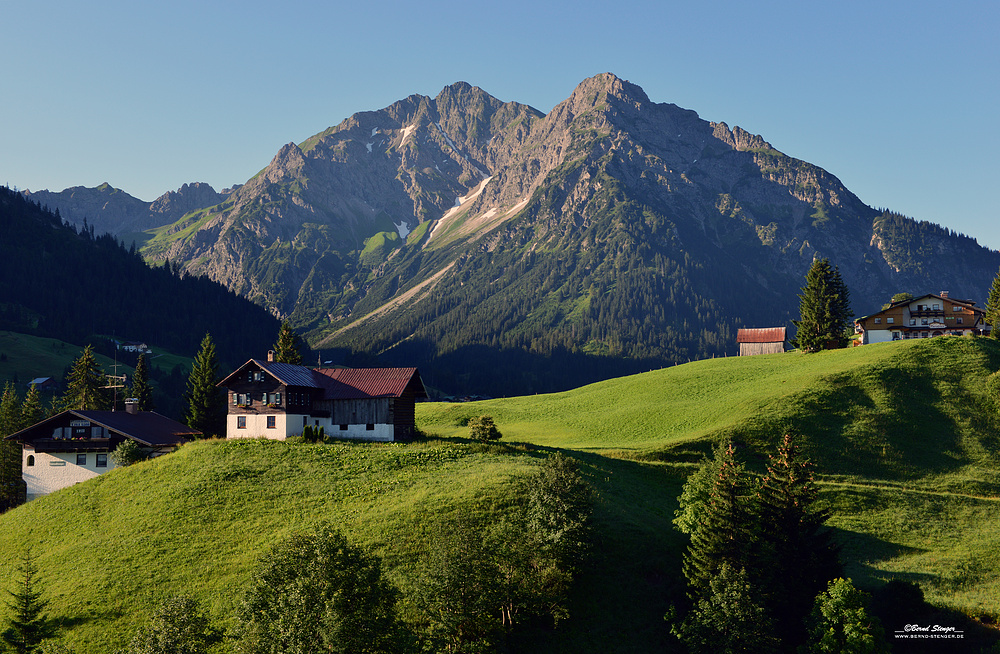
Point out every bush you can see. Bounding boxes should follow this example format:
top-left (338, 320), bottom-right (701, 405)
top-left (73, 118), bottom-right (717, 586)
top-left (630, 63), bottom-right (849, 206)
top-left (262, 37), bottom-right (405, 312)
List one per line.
top-left (468, 415), bottom-right (502, 442)
top-left (233, 524), bottom-right (404, 654)
top-left (114, 596), bottom-right (217, 654)
top-left (110, 440), bottom-right (146, 467)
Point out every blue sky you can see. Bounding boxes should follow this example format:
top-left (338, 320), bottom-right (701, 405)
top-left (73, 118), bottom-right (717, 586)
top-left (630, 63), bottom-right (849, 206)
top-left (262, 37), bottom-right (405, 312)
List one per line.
top-left (3, 1), bottom-right (998, 248)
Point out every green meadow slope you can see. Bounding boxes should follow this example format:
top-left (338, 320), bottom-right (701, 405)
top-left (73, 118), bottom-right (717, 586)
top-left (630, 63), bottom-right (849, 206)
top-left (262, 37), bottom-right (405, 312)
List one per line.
top-left (1, 337), bottom-right (999, 652)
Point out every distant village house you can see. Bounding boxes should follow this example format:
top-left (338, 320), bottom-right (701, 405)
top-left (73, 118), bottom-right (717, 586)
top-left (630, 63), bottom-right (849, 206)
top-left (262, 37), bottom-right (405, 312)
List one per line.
top-left (4, 400), bottom-right (199, 501)
top-left (26, 376), bottom-right (58, 392)
top-left (218, 352), bottom-right (427, 442)
top-left (119, 341), bottom-right (151, 354)
top-left (737, 327), bottom-right (787, 356)
top-left (854, 291), bottom-right (989, 344)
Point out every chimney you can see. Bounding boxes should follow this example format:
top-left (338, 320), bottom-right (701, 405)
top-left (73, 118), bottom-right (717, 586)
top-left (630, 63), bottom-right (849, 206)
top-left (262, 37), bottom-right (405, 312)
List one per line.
top-left (940, 291), bottom-right (949, 298)
top-left (124, 398), bottom-right (139, 415)
top-left (267, 350), bottom-right (275, 362)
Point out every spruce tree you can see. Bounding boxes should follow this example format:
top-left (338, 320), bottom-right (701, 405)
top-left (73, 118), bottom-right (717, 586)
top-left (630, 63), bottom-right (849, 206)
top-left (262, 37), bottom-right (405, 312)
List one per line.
top-left (791, 258), bottom-right (852, 352)
top-left (985, 266), bottom-right (1000, 338)
top-left (273, 321), bottom-right (303, 365)
top-left (184, 333), bottom-right (225, 438)
top-left (1, 549), bottom-right (51, 654)
top-left (754, 433), bottom-right (841, 646)
top-left (131, 353), bottom-right (154, 411)
top-left (19, 385), bottom-right (44, 431)
top-left (682, 440), bottom-right (750, 599)
top-left (61, 345), bottom-right (109, 411)
top-left (0, 383), bottom-right (24, 512)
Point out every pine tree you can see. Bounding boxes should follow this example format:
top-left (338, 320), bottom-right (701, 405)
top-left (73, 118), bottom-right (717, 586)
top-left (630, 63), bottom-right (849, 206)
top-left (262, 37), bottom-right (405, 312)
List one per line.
top-left (754, 433), bottom-right (841, 646)
top-left (19, 384), bottom-right (45, 431)
top-left (61, 345), bottom-right (109, 411)
top-left (273, 321), bottom-right (303, 365)
top-left (682, 440), bottom-right (750, 599)
top-left (0, 383), bottom-right (24, 512)
top-left (131, 353), bottom-right (154, 411)
top-left (985, 266), bottom-right (1000, 338)
top-left (1, 549), bottom-right (51, 654)
top-left (791, 258), bottom-right (852, 352)
top-left (184, 333), bottom-right (225, 438)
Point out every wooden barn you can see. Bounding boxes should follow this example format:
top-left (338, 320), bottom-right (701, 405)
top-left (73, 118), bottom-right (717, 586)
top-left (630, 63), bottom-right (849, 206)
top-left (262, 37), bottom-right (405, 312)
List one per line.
top-left (737, 327), bottom-right (787, 356)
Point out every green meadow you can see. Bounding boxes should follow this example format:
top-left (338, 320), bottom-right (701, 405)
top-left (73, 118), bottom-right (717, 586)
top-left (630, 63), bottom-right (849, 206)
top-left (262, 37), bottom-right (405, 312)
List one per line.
top-left (2, 336), bottom-right (999, 651)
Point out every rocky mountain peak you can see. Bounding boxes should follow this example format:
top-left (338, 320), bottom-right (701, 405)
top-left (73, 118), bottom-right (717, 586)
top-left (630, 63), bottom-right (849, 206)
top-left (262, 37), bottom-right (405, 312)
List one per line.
top-left (149, 182), bottom-right (224, 217)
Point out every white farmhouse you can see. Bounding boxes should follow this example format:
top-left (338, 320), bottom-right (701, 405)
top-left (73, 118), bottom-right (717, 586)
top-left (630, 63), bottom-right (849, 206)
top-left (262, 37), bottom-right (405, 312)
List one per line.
top-left (5, 400), bottom-right (199, 501)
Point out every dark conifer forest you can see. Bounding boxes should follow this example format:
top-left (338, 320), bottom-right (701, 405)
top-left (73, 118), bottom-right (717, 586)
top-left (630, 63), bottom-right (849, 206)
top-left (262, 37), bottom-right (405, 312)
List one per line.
top-left (0, 186), bottom-right (278, 370)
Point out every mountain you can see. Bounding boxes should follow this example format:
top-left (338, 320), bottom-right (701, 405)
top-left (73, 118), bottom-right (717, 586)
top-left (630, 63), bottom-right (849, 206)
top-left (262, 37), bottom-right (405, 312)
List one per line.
top-left (36, 74), bottom-right (1000, 396)
top-left (22, 181), bottom-right (237, 240)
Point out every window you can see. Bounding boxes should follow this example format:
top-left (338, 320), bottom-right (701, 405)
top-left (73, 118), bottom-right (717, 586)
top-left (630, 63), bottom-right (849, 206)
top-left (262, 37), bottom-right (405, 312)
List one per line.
top-left (874, 318), bottom-right (881, 324)
top-left (366, 423), bottom-right (375, 431)
top-left (957, 318), bottom-right (963, 324)
top-left (954, 306), bottom-right (962, 311)
top-left (26, 455), bottom-right (34, 467)
top-left (96, 453), bottom-right (107, 468)
top-left (887, 317), bottom-right (894, 324)
top-left (921, 319), bottom-right (928, 325)
top-left (76, 453), bottom-right (87, 466)
top-left (237, 416), bottom-right (247, 429)
top-left (267, 416), bottom-right (276, 429)
top-left (274, 393), bottom-right (281, 406)
top-left (909, 319), bottom-right (916, 326)
top-left (892, 332), bottom-right (901, 340)
top-left (933, 303), bottom-right (941, 310)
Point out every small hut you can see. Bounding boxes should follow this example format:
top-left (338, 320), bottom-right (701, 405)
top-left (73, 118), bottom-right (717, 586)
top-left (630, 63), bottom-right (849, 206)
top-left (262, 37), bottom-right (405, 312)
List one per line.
top-left (736, 327), bottom-right (787, 356)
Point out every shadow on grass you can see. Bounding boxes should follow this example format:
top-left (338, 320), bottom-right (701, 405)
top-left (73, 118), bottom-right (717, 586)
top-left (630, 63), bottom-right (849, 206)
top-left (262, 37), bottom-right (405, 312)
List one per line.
top-left (418, 433), bottom-right (689, 652)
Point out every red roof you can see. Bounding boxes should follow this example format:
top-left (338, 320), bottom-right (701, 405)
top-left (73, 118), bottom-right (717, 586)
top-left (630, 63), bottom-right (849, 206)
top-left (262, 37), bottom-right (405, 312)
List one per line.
top-left (737, 327), bottom-right (786, 344)
top-left (312, 367), bottom-right (425, 400)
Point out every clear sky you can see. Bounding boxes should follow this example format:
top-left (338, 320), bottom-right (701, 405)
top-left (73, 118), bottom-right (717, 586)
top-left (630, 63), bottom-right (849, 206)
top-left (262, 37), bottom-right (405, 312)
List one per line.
top-left (2, 0), bottom-right (997, 248)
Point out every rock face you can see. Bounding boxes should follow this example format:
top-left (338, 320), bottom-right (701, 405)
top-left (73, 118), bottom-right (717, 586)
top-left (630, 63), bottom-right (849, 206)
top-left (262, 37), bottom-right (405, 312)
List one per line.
top-left (36, 74), bottom-right (1000, 394)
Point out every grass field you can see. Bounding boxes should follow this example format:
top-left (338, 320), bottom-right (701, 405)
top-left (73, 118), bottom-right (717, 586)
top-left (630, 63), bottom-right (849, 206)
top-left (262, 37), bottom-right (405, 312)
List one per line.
top-left (1, 336), bottom-right (999, 651)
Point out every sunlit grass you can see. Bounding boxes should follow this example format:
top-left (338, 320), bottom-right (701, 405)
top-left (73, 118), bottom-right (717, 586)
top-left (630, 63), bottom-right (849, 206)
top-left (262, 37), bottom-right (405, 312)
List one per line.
top-left (3, 336), bottom-right (1000, 651)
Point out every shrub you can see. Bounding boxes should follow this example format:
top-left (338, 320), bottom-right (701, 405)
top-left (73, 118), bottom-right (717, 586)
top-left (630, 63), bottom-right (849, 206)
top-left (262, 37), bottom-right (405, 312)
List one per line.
top-left (468, 415), bottom-right (502, 442)
top-left (110, 440), bottom-right (146, 467)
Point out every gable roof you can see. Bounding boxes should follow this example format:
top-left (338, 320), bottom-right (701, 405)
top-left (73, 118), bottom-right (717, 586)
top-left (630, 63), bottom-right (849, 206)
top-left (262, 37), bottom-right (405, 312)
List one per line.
top-left (857, 293), bottom-right (983, 322)
top-left (5, 410), bottom-right (199, 448)
top-left (218, 361), bottom-right (428, 401)
top-left (736, 327), bottom-right (786, 344)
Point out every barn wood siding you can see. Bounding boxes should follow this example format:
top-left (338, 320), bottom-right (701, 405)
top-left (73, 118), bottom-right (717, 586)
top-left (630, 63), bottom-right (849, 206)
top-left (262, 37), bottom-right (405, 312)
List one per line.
top-left (739, 342), bottom-right (785, 356)
top-left (321, 398), bottom-right (391, 425)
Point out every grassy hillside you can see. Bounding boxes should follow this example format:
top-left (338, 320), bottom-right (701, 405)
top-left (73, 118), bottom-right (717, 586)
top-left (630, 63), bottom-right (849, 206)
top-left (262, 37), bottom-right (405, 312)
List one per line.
top-left (1, 337), bottom-right (999, 651)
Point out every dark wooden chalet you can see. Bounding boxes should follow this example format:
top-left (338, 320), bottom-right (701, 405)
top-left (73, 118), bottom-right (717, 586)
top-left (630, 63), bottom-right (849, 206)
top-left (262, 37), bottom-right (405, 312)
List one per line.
top-left (217, 353), bottom-right (427, 442)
